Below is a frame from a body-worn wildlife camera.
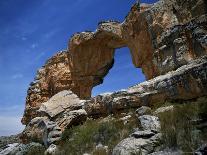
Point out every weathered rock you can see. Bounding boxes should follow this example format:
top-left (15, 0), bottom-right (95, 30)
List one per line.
top-left (22, 0), bottom-right (207, 125)
top-left (45, 144), bottom-right (59, 155)
top-left (55, 109), bottom-right (87, 130)
top-left (39, 90), bottom-right (84, 118)
top-left (21, 117), bottom-right (62, 147)
top-left (112, 133), bottom-right (161, 155)
top-left (138, 115), bottom-right (161, 132)
top-left (136, 106), bottom-right (152, 116)
top-left (154, 106), bottom-right (174, 115)
top-left (21, 89), bottom-right (88, 146)
top-left (84, 56), bottom-right (207, 117)
top-left (21, 51), bottom-right (72, 125)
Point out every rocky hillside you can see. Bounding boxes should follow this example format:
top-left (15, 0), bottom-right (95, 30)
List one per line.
top-left (1, 0), bottom-right (207, 154)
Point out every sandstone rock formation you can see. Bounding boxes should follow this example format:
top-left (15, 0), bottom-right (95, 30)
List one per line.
top-left (19, 0), bottom-right (207, 152)
top-left (22, 0), bottom-right (207, 125)
top-left (84, 56), bottom-right (207, 117)
top-left (21, 91), bottom-right (87, 146)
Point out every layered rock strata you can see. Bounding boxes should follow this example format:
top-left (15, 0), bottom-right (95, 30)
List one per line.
top-left (84, 56), bottom-right (207, 117)
top-left (22, 0), bottom-right (207, 138)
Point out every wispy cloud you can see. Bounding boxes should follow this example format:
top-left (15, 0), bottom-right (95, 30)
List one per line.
top-left (31, 43), bottom-right (38, 49)
top-left (11, 73), bottom-right (23, 79)
top-left (0, 116), bottom-right (25, 136)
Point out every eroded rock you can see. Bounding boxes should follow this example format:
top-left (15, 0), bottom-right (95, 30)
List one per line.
top-left (39, 90), bottom-right (84, 118)
top-left (138, 115), bottom-right (161, 132)
top-left (136, 106), bottom-right (152, 116)
top-left (22, 0), bottom-right (207, 126)
top-left (112, 133), bottom-right (161, 155)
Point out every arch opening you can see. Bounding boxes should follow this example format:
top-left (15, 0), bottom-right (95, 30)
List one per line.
top-left (92, 47), bottom-right (145, 96)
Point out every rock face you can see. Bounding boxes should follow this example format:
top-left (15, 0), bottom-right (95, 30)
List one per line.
top-left (22, 0), bottom-right (207, 125)
top-left (84, 56), bottom-right (207, 117)
top-left (21, 91), bottom-right (87, 147)
top-left (38, 90), bottom-right (83, 118)
top-left (112, 113), bottom-right (161, 155)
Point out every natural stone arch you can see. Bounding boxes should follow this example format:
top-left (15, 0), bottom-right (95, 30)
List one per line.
top-left (22, 0), bottom-right (207, 125)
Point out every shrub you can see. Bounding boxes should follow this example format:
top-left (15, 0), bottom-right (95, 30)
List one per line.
top-left (158, 97), bottom-right (207, 153)
top-left (60, 115), bottom-right (138, 155)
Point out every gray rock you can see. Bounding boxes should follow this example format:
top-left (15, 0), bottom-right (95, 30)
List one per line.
top-left (47, 130), bottom-right (62, 144)
top-left (21, 117), bottom-right (62, 147)
top-left (112, 133), bottom-right (161, 155)
top-left (136, 106), bottom-right (152, 116)
top-left (39, 90), bottom-right (84, 118)
top-left (45, 144), bottom-right (58, 155)
top-left (138, 115), bottom-right (161, 132)
top-left (154, 106), bottom-right (174, 115)
top-left (56, 109), bottom-right (87, 129)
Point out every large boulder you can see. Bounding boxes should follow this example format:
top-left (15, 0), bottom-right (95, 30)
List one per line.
top-left (21, 117), bottom-right (62, 147)
top-left (112, 133), bottom-right (161, 155)
top-left (21, 91), bottom-right (88, 146)
top-left (136, 106), bottom-right (152, 116)
top-left (39, 90), bottom-right (84, 118)
top-left (138, 115), bottom-right (161, 132)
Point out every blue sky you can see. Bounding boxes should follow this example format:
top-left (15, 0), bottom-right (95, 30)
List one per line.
top-left (0, 0), bottom-right (157, 136)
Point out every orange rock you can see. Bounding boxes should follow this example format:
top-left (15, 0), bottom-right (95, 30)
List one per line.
top-left (22, 0), bottom-right (207, 125)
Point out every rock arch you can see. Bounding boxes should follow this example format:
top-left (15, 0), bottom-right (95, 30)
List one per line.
top-left (22, 0), bottom-right (207, 125)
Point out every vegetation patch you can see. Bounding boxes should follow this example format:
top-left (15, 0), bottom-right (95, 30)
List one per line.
top-left (59, 114), bottom-right (138, 155)
top-left (158, 97), bottom-right (207, 153)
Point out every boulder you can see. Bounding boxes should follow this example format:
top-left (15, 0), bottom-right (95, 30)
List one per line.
top-left (112, 133), bottom-right (161, 155)
top-left (154, 106), bottom-right (174, 115)
top-left (45, 144), bottom-right (59, 155)
top-left (55, 109), bottom-right (87, 129)
top-left (39, 90), bottom-right (84, 118)
top-left (138, 115), bottom-right (161, 132)
top-left (136, 106), bottom-right (152, 116)
top-left (21, 117), bottom-right (62, 147)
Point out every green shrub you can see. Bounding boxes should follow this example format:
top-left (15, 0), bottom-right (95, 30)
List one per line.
top-left (158, 97), bottom-right (207, 153)
top-left (60, 115), bottom-right (138, 155)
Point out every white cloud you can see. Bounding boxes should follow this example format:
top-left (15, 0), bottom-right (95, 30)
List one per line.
top-left (31, 43), bottom-right (38, 49)
top-left (11, 73), bottom-right (23, 79)
top-left (0, 116), bottom-right (25, 136)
